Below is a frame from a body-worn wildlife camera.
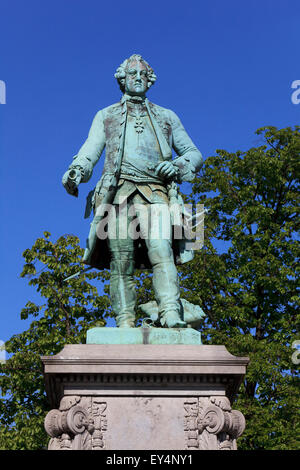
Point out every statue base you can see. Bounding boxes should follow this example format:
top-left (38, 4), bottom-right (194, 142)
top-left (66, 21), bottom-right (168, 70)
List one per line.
top-left (86, 327), bottom-right (202, 344)
top-left (42, 341), bottom-right (249, 450)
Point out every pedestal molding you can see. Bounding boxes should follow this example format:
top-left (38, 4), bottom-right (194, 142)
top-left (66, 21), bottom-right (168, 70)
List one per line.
top-left (42, 344), bottom-right (249, 450)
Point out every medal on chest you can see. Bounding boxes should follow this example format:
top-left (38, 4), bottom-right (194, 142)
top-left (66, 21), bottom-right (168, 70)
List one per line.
top-left (134, 115), bottom-right (144, 133)
top-left (128, 102), bottom-right (146, 134)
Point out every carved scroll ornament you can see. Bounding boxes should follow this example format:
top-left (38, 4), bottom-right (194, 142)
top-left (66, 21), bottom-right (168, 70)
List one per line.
top-left (44, 396), bottom-right (107, 450)
top-left (184, 396), bottom-right (245, 450)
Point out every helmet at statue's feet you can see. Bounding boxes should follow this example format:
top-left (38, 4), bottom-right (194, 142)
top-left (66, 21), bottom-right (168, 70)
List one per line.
top-left (160, 311), bottom-right (187, 329)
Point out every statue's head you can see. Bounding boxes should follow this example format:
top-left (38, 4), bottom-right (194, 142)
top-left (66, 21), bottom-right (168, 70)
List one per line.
top-left (114, 54), bottom-right (157, 96)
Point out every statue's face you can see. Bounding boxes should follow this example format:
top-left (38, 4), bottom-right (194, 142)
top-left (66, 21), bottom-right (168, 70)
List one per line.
top-left (124, 60), bottom-right (148, 96)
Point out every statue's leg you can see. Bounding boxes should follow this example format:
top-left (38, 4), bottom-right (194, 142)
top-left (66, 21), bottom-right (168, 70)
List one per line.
top-left (135, 201), bottom-right (186, 328)
top-left (109, 249), bottom-right (136, 328)
top-left (147, 239), bottom-right (186, 328)
top-left (108, 202), bottom-right (136, 328)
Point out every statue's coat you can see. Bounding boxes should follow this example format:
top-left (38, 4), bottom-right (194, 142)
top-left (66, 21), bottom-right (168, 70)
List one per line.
top-left (69, 96), bottom-right (203, 270)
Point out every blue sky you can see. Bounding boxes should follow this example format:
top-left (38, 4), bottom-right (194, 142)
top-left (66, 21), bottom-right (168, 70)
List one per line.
top-left (0, 0), bottom-right (299, 342)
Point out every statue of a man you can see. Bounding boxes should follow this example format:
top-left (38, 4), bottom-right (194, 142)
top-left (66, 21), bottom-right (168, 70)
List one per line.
top-left (62, 54), bottom-right (203, 329)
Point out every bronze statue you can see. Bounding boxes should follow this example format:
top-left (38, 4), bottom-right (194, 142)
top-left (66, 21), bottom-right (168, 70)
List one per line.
top-left (62, 54), bottom-right (203, 329)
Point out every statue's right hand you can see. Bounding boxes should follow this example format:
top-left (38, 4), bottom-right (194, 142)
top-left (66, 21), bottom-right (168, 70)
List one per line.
top-left (62, 168), bottom-right (82, 197)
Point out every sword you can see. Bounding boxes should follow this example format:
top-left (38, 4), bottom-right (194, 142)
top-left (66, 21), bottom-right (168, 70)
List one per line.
top-left (63, 267), bottom-right (93, 282)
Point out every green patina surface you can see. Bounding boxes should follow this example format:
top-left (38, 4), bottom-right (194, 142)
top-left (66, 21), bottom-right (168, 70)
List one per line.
top-left (86, 327), bottom-right (201, 345)
top-left (63, 54), bottom-right (204, 333)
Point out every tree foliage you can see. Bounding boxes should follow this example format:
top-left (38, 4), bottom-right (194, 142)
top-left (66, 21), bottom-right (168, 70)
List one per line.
top-left (0, 126), bottom-right (299, 450)
top-left (180, 125), bottom-right (300, 449)
top-left (0, 233), bottom-right (110, 449)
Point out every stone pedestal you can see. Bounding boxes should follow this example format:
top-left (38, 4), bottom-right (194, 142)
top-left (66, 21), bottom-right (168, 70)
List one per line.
top-left (42, 343), bottom-right (249, 450)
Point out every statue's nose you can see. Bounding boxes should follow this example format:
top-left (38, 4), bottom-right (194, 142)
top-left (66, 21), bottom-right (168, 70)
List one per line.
top-left (135, 71), bottom-right (142, 81)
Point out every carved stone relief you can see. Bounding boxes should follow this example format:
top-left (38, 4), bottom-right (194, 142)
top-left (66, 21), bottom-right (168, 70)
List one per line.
top-left (45, 396), bottom-right (108, 450)
top-left (45, 393), bottom-right (245, 450)
top-left (184, 396), bottom-right (245, 450)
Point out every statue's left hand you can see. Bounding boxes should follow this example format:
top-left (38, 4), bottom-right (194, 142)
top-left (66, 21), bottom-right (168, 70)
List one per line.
top-left (155, 161), bottom-right (178, 180)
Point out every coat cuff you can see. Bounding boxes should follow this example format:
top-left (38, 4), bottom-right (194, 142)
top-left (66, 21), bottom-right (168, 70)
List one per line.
top-left (69, 156), bottom-right (93, 183)
top-left (173, 154), bottom-right (198, 182)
